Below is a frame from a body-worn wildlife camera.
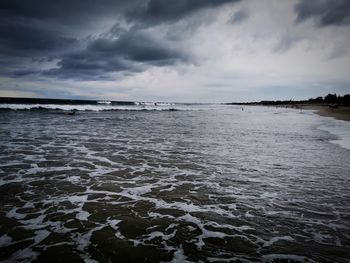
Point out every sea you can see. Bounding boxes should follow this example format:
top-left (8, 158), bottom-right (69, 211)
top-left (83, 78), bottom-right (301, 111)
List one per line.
top-left (0, 102), bottom-right (349, 263)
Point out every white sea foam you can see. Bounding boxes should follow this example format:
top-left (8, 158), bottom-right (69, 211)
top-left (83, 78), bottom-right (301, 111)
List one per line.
top-left (4, 247), bottom-right (39, 263)
top-left (0, 103), bottom-right (194, 111)
top-left (68, 195), bottom-right (88, 204)
top-left (97, 101), bottom-right (111, 105)
top-left (144, 230), bottom-right (176, 241)
top-left (178, 213), bottom-right (229, 249)
top-left (6, 207), bottom-right (26, 220)
top-left (66, 175), bottom-right (81, 183)
top-left (0, 234), bottom-right (13, 247)
top-left (76, 224), bottom-right (105, 252)
top-left (121, 184), bottom-right (154, 196)
top-left (33, 229), bottom-right (50, 245)
top-left (106, 218), bottom-right (124, 239)
top-left (168, 246), bottom-right (190, 263)
top-left (317, 116), bottom-right (350, 150)
top-left (262, 236), bottom-right (294, 247)
top-left (76, 210), bottom-right (90, 221)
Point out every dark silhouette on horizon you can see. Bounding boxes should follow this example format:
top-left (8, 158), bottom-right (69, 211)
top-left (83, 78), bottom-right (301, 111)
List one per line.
top-left (227, 93), bottom-right (350, 107)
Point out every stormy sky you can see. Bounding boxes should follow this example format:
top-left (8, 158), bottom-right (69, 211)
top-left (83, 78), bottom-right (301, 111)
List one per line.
top-left (0, 0), bottom-right (350, 102)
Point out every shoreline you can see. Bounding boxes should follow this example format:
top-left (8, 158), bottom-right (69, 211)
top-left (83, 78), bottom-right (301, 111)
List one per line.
top-left (300, 105), bottom-right (350, 122)
top-left (266, 104), bottom-right (350, 122)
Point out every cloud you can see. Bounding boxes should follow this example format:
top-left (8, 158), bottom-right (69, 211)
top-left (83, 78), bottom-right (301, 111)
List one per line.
top-left (0, 0), bottom-right (133, 25)
top-left (1, 0), bottom-right (349, 102)
top-left (0, 18), bottom-right (77, 56)
top-left (0, 0), bottom-right (231, 80)
top-left (45, 30), bottom-right (189, 80)
top-left (295, 0), bottom-right (350, 26)
top-left (0, 0), bottom-right (138, 61)
top-left (127, 0), bottom-right (241, 24)
top-left (230, 8), bottom-right (249, 24)
top-left (90, 32), bottom-right (187, 63)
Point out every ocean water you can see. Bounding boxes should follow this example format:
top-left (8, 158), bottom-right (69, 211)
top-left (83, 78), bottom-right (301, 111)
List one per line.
top-left (0, 104), bottom-right (349, 263)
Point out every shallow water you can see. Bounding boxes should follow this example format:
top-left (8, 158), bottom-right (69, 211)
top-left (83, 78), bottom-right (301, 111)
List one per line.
top-left (0, 106), bottom-right (349, 263)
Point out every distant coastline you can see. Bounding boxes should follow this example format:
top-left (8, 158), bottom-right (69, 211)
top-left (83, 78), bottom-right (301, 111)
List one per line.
top-left (227, 93), bottom-right (350, 122)
top-left (306, 105), bottom-right (350, 122)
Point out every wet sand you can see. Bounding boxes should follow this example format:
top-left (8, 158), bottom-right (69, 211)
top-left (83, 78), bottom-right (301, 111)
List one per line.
top-left (301, 105), bottom-right (350, 122)
top-left (275, 104), bottom-right (350, 122)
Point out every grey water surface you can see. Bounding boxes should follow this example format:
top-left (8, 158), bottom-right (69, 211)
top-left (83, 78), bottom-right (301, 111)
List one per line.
top-left (0, 105), bottom-right (349, 263)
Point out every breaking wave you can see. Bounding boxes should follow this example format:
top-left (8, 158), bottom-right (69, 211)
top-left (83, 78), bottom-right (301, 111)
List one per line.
top-left (0, 103), bottom-right (191, 112)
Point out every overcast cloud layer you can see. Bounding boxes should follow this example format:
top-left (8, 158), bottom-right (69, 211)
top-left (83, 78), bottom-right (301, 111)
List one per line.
top-left (0, 0), bottom-right (350, 102)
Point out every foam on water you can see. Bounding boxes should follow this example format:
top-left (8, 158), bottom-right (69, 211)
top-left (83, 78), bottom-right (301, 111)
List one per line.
top-left (168, 246), bottom-right (190, 263)
top-left (317, 116), bottom-right (350, 150)
top-left (0, 234), bottom-right (13, 247)
top-left (0, 105), bottom-right (349, 262)
top-left (0, 103), bottom-right (206, 111)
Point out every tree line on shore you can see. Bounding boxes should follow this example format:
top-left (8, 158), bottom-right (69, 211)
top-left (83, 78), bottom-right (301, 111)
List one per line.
top-left (227, 94), bottom-right (350, 106)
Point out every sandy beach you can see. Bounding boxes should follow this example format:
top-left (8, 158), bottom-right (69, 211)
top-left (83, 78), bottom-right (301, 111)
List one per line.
top-left (301, 105), bottom-right (350, 122)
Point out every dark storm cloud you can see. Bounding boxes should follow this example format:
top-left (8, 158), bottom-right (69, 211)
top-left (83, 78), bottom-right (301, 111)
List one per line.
top-left (295, 0), bottom-right (350, 26)
top-left (0, 0), bottom-right (240, 80)
top-left (46, 31), bottom-right (188, 80)
top-left (0, 0), bottom-right (241, 26)
top-left (127, 0), bottom-right (241, 24)
top-left (0, 0), bottom-right (134, 25)
top-left (0, 0), bottom-right (131, 58)
top-left (0, 18), bottom-right (77, 56)
top-left (90, 33), bottom-right (186, 63)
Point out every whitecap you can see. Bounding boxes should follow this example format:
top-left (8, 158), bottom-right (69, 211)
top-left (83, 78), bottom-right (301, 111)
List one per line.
top-left (318, 117), bottom-right (350, 150)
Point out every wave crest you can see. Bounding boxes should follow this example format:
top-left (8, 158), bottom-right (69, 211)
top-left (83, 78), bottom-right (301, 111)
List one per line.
top-left (0, 103), bottom-right (183, 112)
